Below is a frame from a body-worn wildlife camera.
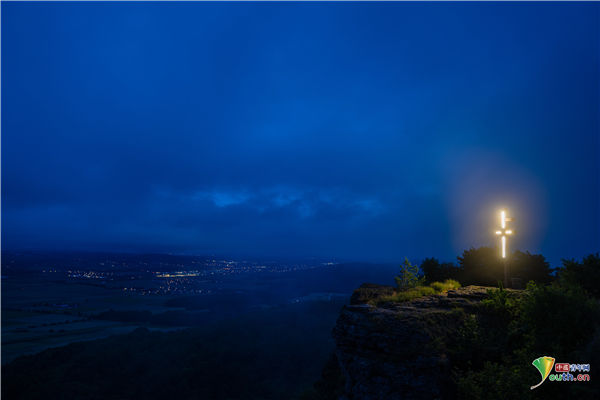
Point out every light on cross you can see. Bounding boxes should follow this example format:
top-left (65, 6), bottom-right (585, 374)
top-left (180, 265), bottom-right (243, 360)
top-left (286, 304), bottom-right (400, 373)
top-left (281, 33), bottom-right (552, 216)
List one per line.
top-left (495, 210), bottom-right (513, 258)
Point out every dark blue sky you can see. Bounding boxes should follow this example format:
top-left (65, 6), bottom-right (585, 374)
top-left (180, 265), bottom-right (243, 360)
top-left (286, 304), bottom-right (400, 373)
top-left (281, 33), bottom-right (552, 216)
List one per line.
top-left (2, 2), bottom-right (599, 265)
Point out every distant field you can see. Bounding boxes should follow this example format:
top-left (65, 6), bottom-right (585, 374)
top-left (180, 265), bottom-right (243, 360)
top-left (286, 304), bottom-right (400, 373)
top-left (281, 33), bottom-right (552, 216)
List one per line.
top-left (2, 261), bottom-right (396, 366)
top-left (1, 277), bottom-right (184, 364)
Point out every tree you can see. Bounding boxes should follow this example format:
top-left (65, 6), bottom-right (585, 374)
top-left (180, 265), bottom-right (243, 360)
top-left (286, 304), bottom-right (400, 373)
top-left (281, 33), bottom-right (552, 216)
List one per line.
top-left (421, 257), bottom-right (462, 283)
top-left (559, 253), bottom-right (600, 298)
top-left (458, 247), bottom-right (552, 287)
top-left (510, 251), bottom-right (552, 284)
top-left (421, 258), bottom-right (442, 283)
top-left (395, 258), bottom-right (424, 290)
top-left (457, 247), bottom-right (503, 286)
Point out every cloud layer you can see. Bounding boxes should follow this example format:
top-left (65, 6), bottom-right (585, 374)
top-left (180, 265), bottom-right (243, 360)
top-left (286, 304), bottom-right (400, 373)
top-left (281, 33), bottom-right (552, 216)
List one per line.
top-left (2, 2), bottom-right (598, 263)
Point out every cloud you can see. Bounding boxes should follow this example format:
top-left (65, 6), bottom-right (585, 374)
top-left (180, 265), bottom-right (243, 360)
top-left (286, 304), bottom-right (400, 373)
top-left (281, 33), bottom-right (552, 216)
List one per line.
top-left (1, 2), bottom-right (598, 264)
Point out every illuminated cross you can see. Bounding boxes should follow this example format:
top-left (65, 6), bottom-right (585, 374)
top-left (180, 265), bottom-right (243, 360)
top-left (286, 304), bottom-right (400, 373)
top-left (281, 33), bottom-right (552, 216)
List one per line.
top-left (495, 209), bottom-right (514, 288)
top-left (495, 210), bottom-right (513, 258)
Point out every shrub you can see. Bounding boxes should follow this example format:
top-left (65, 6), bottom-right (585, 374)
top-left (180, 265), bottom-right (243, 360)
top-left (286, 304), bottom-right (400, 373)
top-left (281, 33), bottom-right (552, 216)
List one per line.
top-left (456, 360), bottom-right (532, 400)
top-left (378, 286), bottom-right (436, 303)
top-left (520, 281), bottom-right (599, 355)
top-left (377, 280), bottom-right (460, 304)
top-left (453, 279), bottom-right (600, 398)
top-left (481, 286), bottom-right (521, 320)
top-left (431, 279), bottom-right (461, 293)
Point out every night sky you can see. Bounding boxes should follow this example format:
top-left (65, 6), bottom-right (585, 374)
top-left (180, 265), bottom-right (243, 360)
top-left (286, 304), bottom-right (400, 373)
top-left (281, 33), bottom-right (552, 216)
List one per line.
top-left (2, 2), bottom-right (598, 265)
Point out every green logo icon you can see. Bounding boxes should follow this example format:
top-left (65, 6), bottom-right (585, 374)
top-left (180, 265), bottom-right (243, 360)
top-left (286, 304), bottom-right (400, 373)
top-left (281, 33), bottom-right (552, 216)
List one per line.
top-left (530, 356), bottom-right (555, 390)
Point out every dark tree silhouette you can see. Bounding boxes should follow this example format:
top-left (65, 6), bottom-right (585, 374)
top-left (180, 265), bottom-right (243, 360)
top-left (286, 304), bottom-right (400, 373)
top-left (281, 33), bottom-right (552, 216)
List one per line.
top-left (510, 250), bottom-right (552, 284)
top-left (457, 247), bottom-right (551, 287)
top-left (420, 257), bottom-right (462, 283)
top-left (559, 253), bottom-right (600, 298)
top-left (457, 247), bottom-right (504, 286)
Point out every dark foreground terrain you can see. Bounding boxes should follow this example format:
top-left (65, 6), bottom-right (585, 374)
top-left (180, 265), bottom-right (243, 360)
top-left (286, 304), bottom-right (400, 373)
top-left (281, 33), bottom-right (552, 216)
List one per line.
top-left (3, 252), bottom-right (599, 399)
top-left (330, 282), bottom-right (599, 400)
top-left (3, 301), bottom-right (341, 400)
top-left (1, 252), bottom-right (398, 399)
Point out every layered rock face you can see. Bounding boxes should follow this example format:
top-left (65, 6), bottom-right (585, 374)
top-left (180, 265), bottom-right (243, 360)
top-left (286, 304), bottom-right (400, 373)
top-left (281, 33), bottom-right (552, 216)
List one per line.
top-left (333, 284), bottom-right (492, 400)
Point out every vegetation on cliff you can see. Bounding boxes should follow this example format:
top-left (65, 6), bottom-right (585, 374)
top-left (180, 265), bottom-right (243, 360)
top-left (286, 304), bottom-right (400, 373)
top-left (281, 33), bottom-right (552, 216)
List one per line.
top-left (318, 251), bottom-right (599, 400)
top-left (373, 258), bottom-right (461, 304)
top-left (451, 254), bottom-right (600, 399)
top-left (374, 247), bottom-right (554, 305)
top-left (422, 247), bottom-right (553, 286)
top-left (378, 279), bottom-right (461, 304)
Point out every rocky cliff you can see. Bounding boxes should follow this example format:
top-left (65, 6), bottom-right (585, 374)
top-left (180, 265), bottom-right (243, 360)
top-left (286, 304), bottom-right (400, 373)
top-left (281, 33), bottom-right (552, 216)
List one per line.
top-left (332, 284), bottom-right (495, 400)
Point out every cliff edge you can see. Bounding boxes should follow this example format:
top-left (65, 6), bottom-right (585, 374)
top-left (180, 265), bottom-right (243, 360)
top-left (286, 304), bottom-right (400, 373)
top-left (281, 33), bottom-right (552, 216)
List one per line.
top-left (332, 284), bottom-right (495, 400)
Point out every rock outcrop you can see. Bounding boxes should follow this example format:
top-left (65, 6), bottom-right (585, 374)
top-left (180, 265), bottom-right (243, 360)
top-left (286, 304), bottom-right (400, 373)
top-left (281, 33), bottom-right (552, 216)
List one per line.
top-left (332, 284), bottom-right (496, 400)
